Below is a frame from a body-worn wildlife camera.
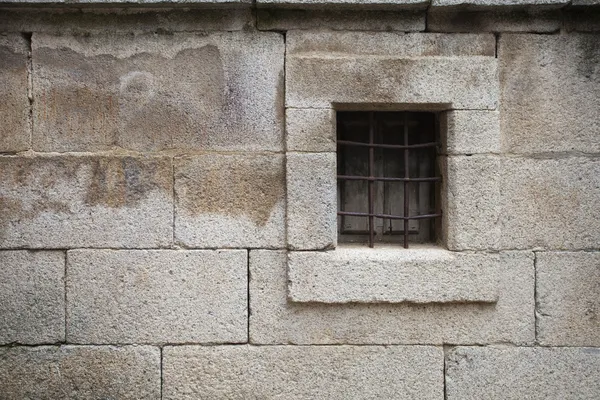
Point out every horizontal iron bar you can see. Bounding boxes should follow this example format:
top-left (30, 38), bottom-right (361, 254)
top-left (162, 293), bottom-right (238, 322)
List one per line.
top-left (338, 175), bottom-right (441, 182)
top-left (337, 140), bottom-right (439, 149)
top-left (337, 211), bottom-right (441, 220)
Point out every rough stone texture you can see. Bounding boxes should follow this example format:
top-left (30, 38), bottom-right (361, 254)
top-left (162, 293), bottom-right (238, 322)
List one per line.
top-left (3, 0), bottom-right (250, 4)
top-left (286, 152), bottom-right (337, 250)
top-left (257, 9), bottom-right (425, 31)
top-left (431, 0), bottom-right (569, 8)
top-left (32, 32), bottom-right (284, 152)
top-left (250, 250), bottom-right (534, 344)
top-left (500, 156), bottom-right (600, 250)
top-left (572, 0), bottom-right (600, 5)
top-left (564, 9), bottom-right (600, 32)
top-left (0, 251), bottom-right (64, 344)
top-left (163, 345), bottom-right (443, 400)
top-left (537, 251), bottom-right (600, 346)
top-left (0, 33), bottom-right (29, 153)
top-left (428, 10), bottom-right (561, 32)
top-left (500, 34), bottom-right (600, 154)
top-left (175, 154), bottom-right (285, 249)
top-left (443, 155), bottom-right (500, 251)
top-left (256, 0), bottom-right (429, 9)
top-left (288, 247), bottom-right (499, 303)
top-left (0, 155), bottom-right (173, 249)
top-left (0, 345), bottom-right (160, 400)
top-left (446, 346), bottom-right (600, 400)
top-left (67, 250), bottom-right (247, 344)
top-left (286, 108), bottom-right (335, 152)
top-left (441, 110), bottom-right (500, 155)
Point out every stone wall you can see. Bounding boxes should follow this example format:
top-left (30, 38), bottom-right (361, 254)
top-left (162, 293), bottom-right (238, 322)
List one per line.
top-left (0, 1), bottom-right (599, 398)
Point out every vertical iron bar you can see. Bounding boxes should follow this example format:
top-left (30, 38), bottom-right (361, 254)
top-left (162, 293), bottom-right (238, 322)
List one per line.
top-left (368, 112), bottom-right (375, 248)
top-left (403, 112), bottom-right (410, 249)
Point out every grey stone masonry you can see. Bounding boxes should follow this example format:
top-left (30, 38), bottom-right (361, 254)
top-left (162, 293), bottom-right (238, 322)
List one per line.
top-left (428, 9), bottom-right (562, 33)
top-left (431, 0), bottom-right (569, 8)
top-left (175, 154), bottom-right (285, 249)
top-left (67, 250), bottom-right (247, 344)
top-left (500, 33), bottom-right (600, 154)
top-left (0, 155), bottom-right (173, 249)
top-left (163, 345), bottom-right (443, 399)
top-left (446, 346), bottom-right (600, 400)
top-left (0, 251), bottom-right (65, 344)
top-left (286, 108), bottom-right (336, 152)
top-left (441, 110), bottom-right (500, 155)
top-left (250, 250), bottom-right (534, 345)
top-left (537, 251), bottom-right (600, 346)
top-left (0, 345), bottom-right (160, 400)
top-left (0, 34), bottom-right (29, 153)
top-left (256, 0), bottom-right (430, 9)
top-left (32, 31), bottom-right (284, 152)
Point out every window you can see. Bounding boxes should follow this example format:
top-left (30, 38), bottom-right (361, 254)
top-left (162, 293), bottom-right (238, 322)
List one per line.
top-left (337, 111), bottom-right (441, 248)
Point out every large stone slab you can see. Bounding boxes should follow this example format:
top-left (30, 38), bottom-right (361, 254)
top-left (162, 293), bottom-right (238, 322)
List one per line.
top-left (288, 247), bottom-right (499, 303)
top-left (0, 345), bottom-right (160, 400)
top-left (500, 156), bottom-right (600, 250)
top-left (537, 251), bottom-right (600, 346)
top-left (499, 34), bottom-right (600, 153)
top-left (0, 34), bottom-right (29, 153)
top-left (0, 251), bottom-right (64, 344)
top-left (446, 346), bottom-right (600, 400)
top-left (431, 0), bottom-right (569, 8)
top-left (256, 0), bottom-right (429, 9)
top-left (250, 250), bottom-right (534, 344)
top-left (428, 9), bottom-right (562, 33)
top-left (175, 154), bottom-right (285, 249)
top-left (67, 250), bottom-right (247, 344)
top-left (286, 108), bottom-right (336, 152)
top-left (0, 155), bottom-right (173, 249)
top-left (441, 110), bottom-right (500, 155)
top-left (163, 345), bottom-right (443, 399)
top-left (32, 32), bottom-right (284, 152)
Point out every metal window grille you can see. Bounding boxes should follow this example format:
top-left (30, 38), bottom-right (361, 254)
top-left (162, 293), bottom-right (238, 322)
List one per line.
top-left (337, 111), bottom-right (441, 248)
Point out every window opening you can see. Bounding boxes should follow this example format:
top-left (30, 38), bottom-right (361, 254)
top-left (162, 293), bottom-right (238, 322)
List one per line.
top-left (337, 111), bottom-right (441, 248)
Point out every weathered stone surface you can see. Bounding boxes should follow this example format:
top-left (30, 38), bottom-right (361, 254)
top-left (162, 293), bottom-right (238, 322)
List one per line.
top-left (288, 247), bottom-right (499, 303)
top-left (0, 251), bottom-right (64, 344)
top-left (572, 0), bottom-right (600, 4)
top-left (163, 345), bottom-right (443, 400)
top-left (0, 34), bottom-right (29, 153)
top-left (431, 0), bottom-right (569, 8)
top-left (0, 155), bottom-right (172, 249)
top-left (446, 346), bottom-right (600, 400)
top-left (441, 110), bottom-right (500, 155)
top-left (67, 250), bottom-right (247, 344)
top-left (8, 0), bottom-right (248, 3)
top-left (428, 10), bottom-right (561, 32)
top-left (443, 155), bottom-right (500, 251)
top-left (257, 9), bottom-right (425, 31)
top-left (256, 0), bottom-right (429, 9)
top-left (564, 9), bottom-right (600, 32)
top-left (0, 345), bottom-right (160, 400)
top-left (250, 250), bottom-right (534, 344)
top-left (286, 152), bottom-right (337, 250)
top-left (500, 34), bottom-right (600, 153)
top-left (500, 156), bottom-right (600, 250)
top-left (287, 31), bottom-right (495, 56)
top-left (32, 32), bottom-right (284, 152)
top-left (286, 108), bottom-right (335, 152)
top-left (175, 154), bottom-right (285, 249)
top-left (537, 251), bottom-right (600, 346)
top-left (287, 55), bottom-right (498, 110)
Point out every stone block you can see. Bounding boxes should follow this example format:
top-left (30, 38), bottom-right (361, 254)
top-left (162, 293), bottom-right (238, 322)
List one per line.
top-left (67, 249), bottom-right (247, 344)
top-left (0, 251), bottom-right (64, 344)
top-left (431, 0), bottom-right (569, 8)
top-left (286, 152), bottom-right (337, 250)
top-left (287, 31), bottom-right (495, 57)
top-left (288, 247), bottom-right (499, 303)
top-left (250, 250), bottom-right (534, 344)
top-left (0, 345), bottom-right (160, 399)
top-left (443, 155), bottom-right (501, 251)
top-left (175, 154), bottom-right (285, 249)
top-left (500, 34), bottom-right (600, 153)
top-left (256, 0), bottom-right (429, 9)
top-left (0, 34), bottom-right (29, 153)
top-left (163, 345), bottom-right (443, 400)
top-left (0, 155), bottom-right (172, 249)
top-left (4, 0), bottom-right (249, 3)
top-left (500, 156), bottom-right (600, 250)
top-left (257, 9), bottom-right (426, 31)
top-left (537, 251), bottom-right (600, 346)
top-left (441, 110), bottom-right (500, 154)
top-left (286, 54), bottom-right (498, 110)
top-left (446, 346), bottom-right (600, 400)
top-left (428, 10), bottom-right (562, 32)
top-left (32, 31), bottom-right (284, 152)
top-left (564, 9), bottom-right (600, 32)
top-left (286, 108), bottom-right (336, 152)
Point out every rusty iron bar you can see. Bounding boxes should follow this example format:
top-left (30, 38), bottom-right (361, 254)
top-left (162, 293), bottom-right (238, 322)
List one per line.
top-left (368, 112), bottom-right (375, 248)
top-left (338, 175), bottom-right (440, 182)
top-left (338, 211), bottom-right (441, 220)
top-left (337, 140), bottom-right (439, 150)
top-left (403, 112), bottom-right (410, 249)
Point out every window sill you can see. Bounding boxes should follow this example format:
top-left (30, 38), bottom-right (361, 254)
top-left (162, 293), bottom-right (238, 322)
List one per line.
top-left (287, 245), bottom-right (499, 304)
